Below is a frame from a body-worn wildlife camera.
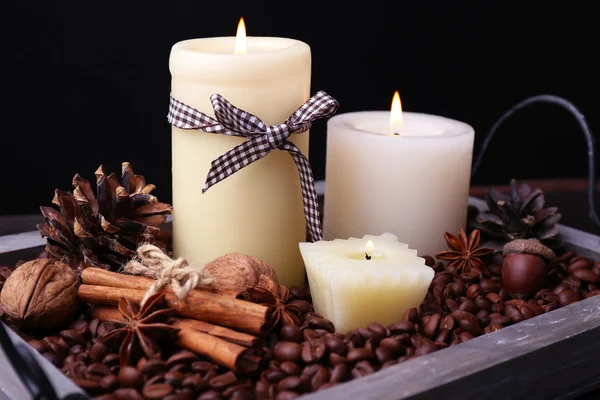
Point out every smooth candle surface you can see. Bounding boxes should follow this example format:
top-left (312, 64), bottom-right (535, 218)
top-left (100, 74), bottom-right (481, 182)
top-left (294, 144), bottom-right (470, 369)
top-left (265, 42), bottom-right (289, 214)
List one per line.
top-left (299, 233), bottom-right (434, 333)
top-left (170, 37), bottom-right (311, 287)
top-left (323, 111), bottom-right (474, 257)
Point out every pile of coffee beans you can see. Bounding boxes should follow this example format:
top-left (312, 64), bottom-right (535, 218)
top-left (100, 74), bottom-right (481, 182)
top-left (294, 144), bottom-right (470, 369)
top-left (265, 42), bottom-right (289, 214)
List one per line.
top-left (2, 250), bottom-right (599, 399)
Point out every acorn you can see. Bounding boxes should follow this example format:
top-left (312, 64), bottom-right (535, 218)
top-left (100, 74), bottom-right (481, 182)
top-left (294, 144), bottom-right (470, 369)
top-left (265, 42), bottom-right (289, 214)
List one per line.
top-left (502, 239), bottom-right (556, 299)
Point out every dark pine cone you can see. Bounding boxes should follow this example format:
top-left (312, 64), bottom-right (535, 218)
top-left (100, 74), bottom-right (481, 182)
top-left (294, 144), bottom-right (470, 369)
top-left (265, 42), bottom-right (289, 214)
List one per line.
top-left (37, 162), bottom-right (172, 273)
top-left (469, 179), bottom-right (562, 249)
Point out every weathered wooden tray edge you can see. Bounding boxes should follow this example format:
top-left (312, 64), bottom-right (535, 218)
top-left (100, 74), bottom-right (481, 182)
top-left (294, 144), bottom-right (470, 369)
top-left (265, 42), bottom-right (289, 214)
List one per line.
top-left (0, 197), bottom-right (599, 400)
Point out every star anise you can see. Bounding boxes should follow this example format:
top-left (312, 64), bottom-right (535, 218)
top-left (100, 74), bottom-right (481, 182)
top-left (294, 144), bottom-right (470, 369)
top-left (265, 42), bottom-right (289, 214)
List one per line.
top-left (99, 293), bottom-right (180, 366)
top-left (435, 228), bottom-right (493, 274)
top-left (237, 275), bottom-right (310, 329)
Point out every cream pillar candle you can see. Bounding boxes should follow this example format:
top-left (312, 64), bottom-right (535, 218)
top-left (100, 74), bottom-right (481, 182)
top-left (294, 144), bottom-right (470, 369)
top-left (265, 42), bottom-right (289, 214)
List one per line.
top-left (323, 92), bottom-right (474, 257)
top-left (299, 233), bottom-right (434, 333)
top-left (170, 21), bottom-right (311, 287)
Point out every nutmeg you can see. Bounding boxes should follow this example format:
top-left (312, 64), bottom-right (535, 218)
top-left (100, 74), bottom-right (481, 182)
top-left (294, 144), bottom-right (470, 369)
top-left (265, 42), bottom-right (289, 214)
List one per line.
top-left (502, 239), bottom-right (556, 299)
top-left (0, 259), bottom-right (79, 329)
top-left (203, 253), bottom-right (278, 296)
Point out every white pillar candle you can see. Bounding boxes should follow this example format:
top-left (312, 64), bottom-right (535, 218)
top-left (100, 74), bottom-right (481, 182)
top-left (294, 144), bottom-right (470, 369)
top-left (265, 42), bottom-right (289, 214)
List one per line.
top-left (299, 233), bottom-right (434, 333)
top-left (170, 19), bottom-right (311, 287)
top-left (323, 93), bottom-right (474, 257)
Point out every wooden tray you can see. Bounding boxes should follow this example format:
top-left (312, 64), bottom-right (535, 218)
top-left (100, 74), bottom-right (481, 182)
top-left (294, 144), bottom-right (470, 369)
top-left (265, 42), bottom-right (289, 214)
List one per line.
top-left (1, 197), bottom-right (599, 400)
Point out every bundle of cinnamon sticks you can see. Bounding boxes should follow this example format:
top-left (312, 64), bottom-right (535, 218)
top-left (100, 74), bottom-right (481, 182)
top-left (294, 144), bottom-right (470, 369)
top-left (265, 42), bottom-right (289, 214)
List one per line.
top-left (78, 268), bottom-right (272, 374)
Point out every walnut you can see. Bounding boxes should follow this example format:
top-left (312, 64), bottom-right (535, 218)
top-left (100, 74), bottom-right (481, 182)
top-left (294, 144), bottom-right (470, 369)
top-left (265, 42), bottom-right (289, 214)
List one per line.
top-left (203, 253), bottom-right (279, 296)
top-left (0, 259), bottom-right (79, 330)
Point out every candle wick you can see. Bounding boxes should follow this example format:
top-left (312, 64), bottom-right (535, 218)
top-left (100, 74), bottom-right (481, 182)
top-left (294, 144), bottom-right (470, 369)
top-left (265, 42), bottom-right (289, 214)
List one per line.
top-left (393, 132), bottom-right (401, 136)
top-left (365, 253), bottom-right (372, 260)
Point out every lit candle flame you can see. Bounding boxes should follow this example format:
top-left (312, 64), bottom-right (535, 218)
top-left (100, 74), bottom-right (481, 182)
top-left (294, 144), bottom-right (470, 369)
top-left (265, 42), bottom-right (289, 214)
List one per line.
top-left (234, 17), bottom-right (247, 55)
top-left (365, 240), bottom-right (374, 252)
top-left (390, 90), bottom-right (403, 134)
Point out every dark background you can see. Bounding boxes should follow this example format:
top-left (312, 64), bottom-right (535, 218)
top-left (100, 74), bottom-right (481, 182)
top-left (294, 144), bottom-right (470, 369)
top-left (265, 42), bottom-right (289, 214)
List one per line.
top-left (2, 1), bottom-right (599, 216)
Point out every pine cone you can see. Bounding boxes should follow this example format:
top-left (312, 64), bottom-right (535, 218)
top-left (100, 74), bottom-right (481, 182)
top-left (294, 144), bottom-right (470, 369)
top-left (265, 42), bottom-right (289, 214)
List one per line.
top-left (469, 179), bottom-right (562, 249)
top-left (38, 162), bottom-right (173, 273)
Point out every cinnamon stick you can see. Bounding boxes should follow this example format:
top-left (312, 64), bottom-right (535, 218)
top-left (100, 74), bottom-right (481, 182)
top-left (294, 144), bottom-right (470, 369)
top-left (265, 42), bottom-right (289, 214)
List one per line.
top-left (79, 268), bottom-right (270, 334)
top-left (78, 283), bottom-right (268, 335)
top-left (92, 307), bottom-right (260, 374)
top-left (173, 318), bottom-right (259, 347)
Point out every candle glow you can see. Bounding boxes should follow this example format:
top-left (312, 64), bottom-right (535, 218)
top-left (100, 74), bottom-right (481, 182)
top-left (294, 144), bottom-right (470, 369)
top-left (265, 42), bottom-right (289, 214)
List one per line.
top-left (234, 18), bottom-right (247, 55)
top-left (390, 90), bottom-right (403, 135)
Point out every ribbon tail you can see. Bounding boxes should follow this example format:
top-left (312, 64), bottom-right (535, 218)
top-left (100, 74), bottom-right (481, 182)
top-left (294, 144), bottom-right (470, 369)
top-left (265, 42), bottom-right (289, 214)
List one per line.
top-left (203, 137), bottom-right (271, 192)
top-left (282, 143), bottom-right (323, 242)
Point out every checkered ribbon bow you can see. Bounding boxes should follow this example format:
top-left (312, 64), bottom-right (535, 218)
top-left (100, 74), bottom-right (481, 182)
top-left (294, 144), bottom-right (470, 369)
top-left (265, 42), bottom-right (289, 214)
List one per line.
top-left (167, 91), bottom-right (339, 242)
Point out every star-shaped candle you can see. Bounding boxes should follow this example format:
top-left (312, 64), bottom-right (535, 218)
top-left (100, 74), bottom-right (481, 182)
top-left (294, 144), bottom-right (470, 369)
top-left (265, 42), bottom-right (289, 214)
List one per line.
top-left (299, 233), bottom-right (434, 333)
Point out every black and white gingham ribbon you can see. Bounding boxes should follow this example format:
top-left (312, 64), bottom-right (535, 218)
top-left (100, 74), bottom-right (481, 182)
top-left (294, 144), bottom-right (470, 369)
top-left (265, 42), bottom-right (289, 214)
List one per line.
top-left (167, 91), bottom-right (339, 242)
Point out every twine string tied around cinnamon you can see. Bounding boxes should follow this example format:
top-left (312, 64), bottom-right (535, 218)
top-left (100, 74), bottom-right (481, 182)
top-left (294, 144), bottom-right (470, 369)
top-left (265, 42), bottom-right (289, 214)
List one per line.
top-left (122, 244), bottom-right (215, 306)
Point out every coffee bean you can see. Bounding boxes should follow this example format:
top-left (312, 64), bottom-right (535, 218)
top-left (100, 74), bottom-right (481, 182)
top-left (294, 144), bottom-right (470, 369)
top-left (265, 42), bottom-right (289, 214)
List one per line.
top-left (71, 377), bottom-right (102, 393)
top-left (558, 289), bottom-right (581, 306)
top-left (280, 325), bottom-right (303, 343)
top-left (484, 322), bottom-right (503, 334)
top-left (586, 290), bottom-right (600, 298)
top-left (95, 395), bottom-right (118, 400)
top-left (88, 341), bottom-right (109, 363)
top-left (476, 310), bottom-right (490, 326)
top-left (263, 369), bottom-right (286, 383)
top-left (69, 319), bottom-right (90, 333)
top-left (458, 299), bottom-right (478, 314)
top-left (276, 391), bottom-right (300, 400)
top-left (191, 361), bottom-right (217, 373)
top-left (308, 317), bottom-right (335, 332)
top-left (205, 369), bottom-right (219, 381)
top-left (416, 343), bottom-right (438, 356)
top-left (387, 321), bottom-right (415, 335)
top-left (60, 330), bottom-right (86, 346)
top-left (119, 366), bottom-right (143, 388)
top-left (288, 299), bottom-right (312, 314)
top-left (179, 374), bottom-right (207, 391)
top-left (351, 360), bottom-right (376, 378)
top-left (197, 390), bottom-right (224, 400)
top-left (97, 322), bottom-right (110, 338)
top-left (367, 322), bottom-right (387, 337)
top-left (278, 376), bottom-right (304, 391)
top-left (28, 339), bottom-right (49, 353)
top-left (466, 284), bottom-right (482, 300)
top-left (375, 346), bottom-right (394, 364)
top-left (63, 355), bottom-right (76, 365)
top-left (485, 293), bottom-right (501, 304)
top-left (460, 332), bottom-right (475, 342)
top-left (140, 359), bottom-right (168, 376)
top-left (303, 329), bottom-right (321, 341)
top-left (302, 338), bottom-right (326, 363)
top-left (274, 341), bottom-right (302, 362)
top-left (423, 255), bottom-right (435, 266)
top-left (280, 361), bottom-right (300, 375)
top-left (100, 374), bottom-right (119, 392)
top-left (460, 271), bottom-right (480, 283)
top-left (379, 337), bottom-right (404, 354)
top-left (230, 389), bottom-right (255, 400)
top-left (311, 365), bottom-right (329, 391)
top-left (491, 303), bottom-right (505, 314)
top-left (475, 296), bottom-right (492, 312)
top-left (328, 352), bottom-right (346, 366)
top-left (519, 306), bottom-right (536, 320)
top-left (422, 313), bottom-right (441, 339)
top-left (255, 379), bottom-right (270, 398)
top-left (432, 271), bottom-right (454, 287)
top-left (505, 304), bottom-right (524, 323)
top-left (459, 318), bottom-right (483, 336)
top-left (449, 280), bottom-right (467, 297)
top-left (330, 363), bottom-right (350, 382)
top-left (165, 350), bottom-right (197, 367)
top-left (164, 371), bottom-right (184, 387)
top-left (100, 354), bottom-right (118, 367)
top-left (434, 329), bottom-right (450, 344)
top-left (567, 258), bottom-right (592, 274)
top-left (445, 298), bottom-right (459, 311)
top-left (209, 371), bottom-right (238, 389)
top-left (401, 308), bottom-right (420, 324)
top-left (325, 336), bottom-right (347, 355)
top-left (346, 348), bottom-right (374, 363)
top-left (142, 383), bottom-right (174, 399)
top-left (86, 363), bottom-right (111, 381)
top-left (572, 268), bottom-right (599, 283)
